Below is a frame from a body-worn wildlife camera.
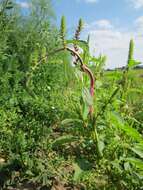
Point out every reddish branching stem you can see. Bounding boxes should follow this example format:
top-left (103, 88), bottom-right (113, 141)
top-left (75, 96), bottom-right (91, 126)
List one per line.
top-left (60, 47), bottom-right (95, 115)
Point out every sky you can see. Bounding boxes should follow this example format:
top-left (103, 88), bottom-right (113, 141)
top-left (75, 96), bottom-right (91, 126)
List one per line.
top-left (17, 0), bottom-right (143, 68)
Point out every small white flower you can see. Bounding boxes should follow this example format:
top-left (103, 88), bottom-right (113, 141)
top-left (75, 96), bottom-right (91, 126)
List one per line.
top-left (47, 86), bottom-right (51, 90)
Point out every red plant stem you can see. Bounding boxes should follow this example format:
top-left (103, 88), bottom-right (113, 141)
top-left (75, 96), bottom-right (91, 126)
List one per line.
top-left (67, 47), bottom-right (95, 114)
top-left (66, 48), bottom-right (95, 115)
top-left (66, 48), bottom-right (95, 93)
top-left (81, 64), bottom-right (94, 96)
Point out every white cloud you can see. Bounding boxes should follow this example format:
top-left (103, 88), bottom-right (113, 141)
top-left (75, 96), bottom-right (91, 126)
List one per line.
top-left (86, 19), bottom-right (113, 30)
top-left (84, 0), bottom-right (98, 2)
top-left (135, 16), bottom-right (143, 32)
top-left (85, 19), bottom-right (143, 69)
top-left (129, 0), bottom-right (143, 9)
top-left (77, 0), bottom-right (98, 3)
top-left (17, 1), bottom-right (30, 9)
top-left (95, 20), bottom-right (113, 29)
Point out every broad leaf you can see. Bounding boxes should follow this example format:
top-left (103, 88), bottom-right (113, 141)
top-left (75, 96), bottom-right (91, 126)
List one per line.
top-left (61, 118), bottom-right (82, 126)
top-left (109, 112), bottom-right (143, 144)
top-left (131, 144), bottom-right (143, 159)
top-left (52, 135), bottom-right (78, 148)
top-left (125, 158), bottom-right (143, 170)
top-left (128, 60), bottom-right (141, 68)
top-left (73, 163), bottom-right (83, 182)
top-left (82, 88), bottom-right (93, 106)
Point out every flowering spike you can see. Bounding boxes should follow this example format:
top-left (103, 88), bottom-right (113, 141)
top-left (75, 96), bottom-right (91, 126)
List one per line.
top-left (75, 18), bottom-right (84, 41)
top-left (128, 39), bottom-right (134, 65)
top-left (74, 18), bottom-right (84, 52)
top-left (60, 16), bottom-right (66, 49)
top-left (79, 18), bottom-right (84, 32)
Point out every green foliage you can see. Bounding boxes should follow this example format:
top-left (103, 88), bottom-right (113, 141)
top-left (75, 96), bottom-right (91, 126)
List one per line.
top-left (52, 135), bottom-right (78, 149)
top-left (0, 3), bottom-right (143, 190)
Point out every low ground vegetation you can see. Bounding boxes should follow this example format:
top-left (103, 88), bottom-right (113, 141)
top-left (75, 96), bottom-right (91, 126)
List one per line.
top-left (0, 1), bottom-right (143, 190)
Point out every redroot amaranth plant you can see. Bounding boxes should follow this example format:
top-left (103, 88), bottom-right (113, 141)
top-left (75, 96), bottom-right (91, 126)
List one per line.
top-left (63, 18), bottom-right (94, 114)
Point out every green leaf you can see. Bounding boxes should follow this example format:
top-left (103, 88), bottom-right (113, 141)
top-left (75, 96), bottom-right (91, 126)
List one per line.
top-left (81, 88), bottom-right (93, 120)
top-left (73, 163), bottom-right (83, 182)
top-left (82, 103), bottom-right (89, 120)
top-left (61, 118), bottom-right (82, 126)
top-left (82, 88), bottom-right (93, 106)
top-left (74, 69), bottom-right (83, 82)
top-left (97, 140), bottom-right (105, 157)
top-left (128, 88), bottom-right (143, 94)
top-left (128, 60), bottom-right (141, 68)
top-left (124, 162), bottom-right (131, 171)
top-left (125, 158), bottom-right (143, 170)
top-left (131, 144), bottom-right (143, 159)
top-left (52, 135), bottom-right (78, 148)
top-left (109, 112), bottom-right (143, 144)
top-left (122, 125), bottom-right (143, 143)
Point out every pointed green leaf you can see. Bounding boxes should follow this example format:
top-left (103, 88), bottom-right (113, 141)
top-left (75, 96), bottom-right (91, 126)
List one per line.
top-left (109, 112), bottom-right (143, 144)
top-left (131, 144), bottom-right (143, 159)
top-left (61, 119), bottom-right (82, 126)
top-left (82, 88), bottom-right (93, 106)
top-left (126, 158), bottom-right (143, 170)
top-left (73, 163), bottom-right (83, 182)
top-left (52, 135), bottom-right (78, 148)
